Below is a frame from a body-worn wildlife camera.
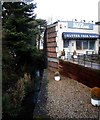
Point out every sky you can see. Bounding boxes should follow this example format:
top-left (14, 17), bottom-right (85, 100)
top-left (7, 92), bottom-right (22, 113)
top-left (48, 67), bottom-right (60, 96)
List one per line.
top-left (34, 0), bottom-right (100, 24)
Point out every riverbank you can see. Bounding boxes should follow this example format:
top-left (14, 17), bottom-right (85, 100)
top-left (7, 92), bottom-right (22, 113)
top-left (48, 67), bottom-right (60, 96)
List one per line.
top-left (33, 69), bottom-right (100, 119)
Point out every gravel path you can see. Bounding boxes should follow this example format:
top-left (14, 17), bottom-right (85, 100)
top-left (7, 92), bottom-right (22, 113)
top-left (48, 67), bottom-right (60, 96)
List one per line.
top-left (33, 69), bottom-right (100, 119)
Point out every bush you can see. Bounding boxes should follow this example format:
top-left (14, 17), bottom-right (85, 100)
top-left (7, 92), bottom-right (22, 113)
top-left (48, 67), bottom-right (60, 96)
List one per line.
top-left (91, 87), bottom-right (100, 99)
top-left (2, 73), bottom-right (35, 118)
top-left (2, 78), bottom-right (25, 118)
top-left (54, 71), bottom-right (60, 77)
top-left (24, 79), bottom-right (34, 96)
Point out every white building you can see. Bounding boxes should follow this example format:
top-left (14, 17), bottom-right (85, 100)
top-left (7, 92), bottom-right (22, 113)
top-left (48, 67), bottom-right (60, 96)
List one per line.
top-left (97, 1), bottom-right (100, 52)
top-left (47, 20), bottom-right (99, 59)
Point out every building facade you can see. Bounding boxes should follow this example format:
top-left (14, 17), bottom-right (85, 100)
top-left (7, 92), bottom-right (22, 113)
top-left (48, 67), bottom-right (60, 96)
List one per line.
top-left (97, 1), bottom-right (100, 52)
top-left (47, 20), bottom-right (99, 70)
top-left (98, 1), bottom-right (100, 24)
top-left (96, 1), bottom-right (100, 53)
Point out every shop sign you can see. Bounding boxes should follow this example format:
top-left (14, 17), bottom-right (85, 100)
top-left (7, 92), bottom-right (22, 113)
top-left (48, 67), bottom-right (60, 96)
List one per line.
top-left (68, 21), bottom-right (94, 30)
top-left (62, 32), bottom-right (99, 39)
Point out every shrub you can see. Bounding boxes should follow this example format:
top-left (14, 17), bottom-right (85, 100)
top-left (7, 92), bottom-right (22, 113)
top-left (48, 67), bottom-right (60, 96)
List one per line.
top-left (2, 78), bottom-right (25, 118)
top-left (91, 87), bottom-right (100, 99)
top-left (54, 71), bottom-right (60, 77)
top-left (24, 79), bottom-right (34, 96)
top-left (23, 73), bottom-right (34, 96)
top-left (2, 73), bottom-right (35, 118)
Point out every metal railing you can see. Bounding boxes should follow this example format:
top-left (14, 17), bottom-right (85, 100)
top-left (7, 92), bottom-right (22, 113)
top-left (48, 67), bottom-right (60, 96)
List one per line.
top-left (65, 52), bottom-right (100, 70)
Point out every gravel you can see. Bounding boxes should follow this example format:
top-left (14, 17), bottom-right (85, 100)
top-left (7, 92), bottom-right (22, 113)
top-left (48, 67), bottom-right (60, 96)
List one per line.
top-left (33, 69), bottom-right (100, 119)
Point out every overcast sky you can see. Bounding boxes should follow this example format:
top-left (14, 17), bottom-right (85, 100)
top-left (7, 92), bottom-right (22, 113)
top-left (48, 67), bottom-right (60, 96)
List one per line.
top-left (34, 0), bottom-right (100, 24)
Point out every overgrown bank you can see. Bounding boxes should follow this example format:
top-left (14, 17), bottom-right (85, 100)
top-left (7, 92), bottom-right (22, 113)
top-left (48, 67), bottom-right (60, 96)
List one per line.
top-left (2, 1), bottom-right (47, 119)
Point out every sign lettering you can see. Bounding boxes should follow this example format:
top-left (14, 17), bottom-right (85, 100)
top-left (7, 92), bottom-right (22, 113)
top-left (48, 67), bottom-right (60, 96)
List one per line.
top-left (68, 21), bottom-right (93, 30)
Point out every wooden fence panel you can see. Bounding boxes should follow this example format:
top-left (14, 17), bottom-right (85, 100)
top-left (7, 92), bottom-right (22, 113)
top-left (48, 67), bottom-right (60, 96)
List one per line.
top-left (59, 60), bottom-right (100, 88)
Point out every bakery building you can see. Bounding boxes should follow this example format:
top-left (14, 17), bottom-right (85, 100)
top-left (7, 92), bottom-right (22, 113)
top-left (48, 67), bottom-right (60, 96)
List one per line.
top-left (47, 20), bottom-right (99, 59)
top-left (46, 20), bottom-right (99, 70)
top-left (95, 1), bottom-right (100, 54)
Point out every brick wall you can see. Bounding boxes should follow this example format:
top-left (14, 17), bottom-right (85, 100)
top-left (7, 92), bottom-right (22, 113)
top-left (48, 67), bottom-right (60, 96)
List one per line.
top-left (48, 52), bottom-right (57, 58)
top-left (47, 47), bottom-right (56, 52)
top-left (48, 61), bottom-right (58, 68)
top-left (47, 25), bottom-right (59, 71)
top-left (48, 61), bottom-right (58, 72)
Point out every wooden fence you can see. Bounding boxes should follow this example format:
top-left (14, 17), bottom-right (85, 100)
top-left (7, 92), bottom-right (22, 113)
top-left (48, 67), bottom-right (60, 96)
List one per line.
top-left (59, 59), bottom-right (100, 88)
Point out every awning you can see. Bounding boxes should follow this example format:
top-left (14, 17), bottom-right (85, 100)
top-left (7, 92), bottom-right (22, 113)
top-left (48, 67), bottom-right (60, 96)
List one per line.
top-left (62, 32), bottom-right (99, 40)
top-left (95, 21), bottom-right (100, 25)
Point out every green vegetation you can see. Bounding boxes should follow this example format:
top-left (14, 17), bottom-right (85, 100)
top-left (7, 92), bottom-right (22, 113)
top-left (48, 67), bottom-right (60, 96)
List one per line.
top-left (2, 1), bottom-right (47, 118)
top-left (54, 71), bottom-right (60, 76)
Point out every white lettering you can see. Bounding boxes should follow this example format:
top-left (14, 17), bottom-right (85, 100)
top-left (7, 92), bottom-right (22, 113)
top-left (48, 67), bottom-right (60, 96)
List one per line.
top-left (73, 22), bottom-right (89, 29)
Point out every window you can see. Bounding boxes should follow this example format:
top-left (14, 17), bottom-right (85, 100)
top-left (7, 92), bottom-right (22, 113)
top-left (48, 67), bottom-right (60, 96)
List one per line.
top-left (76, 40), bottom-right (82, 50)
top-left (83, 41), bottom-right (88, 49)
top-left (76, 40), bottom-right (95, 50)
top-left (89, 41), bottom-right (95, 50)
top-left (63, 40), bottom-right (69, 48)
